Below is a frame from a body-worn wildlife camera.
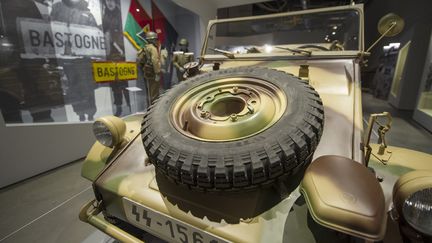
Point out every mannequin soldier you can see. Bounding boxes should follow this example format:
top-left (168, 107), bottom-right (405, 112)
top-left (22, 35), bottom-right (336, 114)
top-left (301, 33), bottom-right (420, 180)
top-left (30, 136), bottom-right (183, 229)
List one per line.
top-left (173, 38), bottom-right (194, 82)
top-left (137, 31), bottom-right (161, 103)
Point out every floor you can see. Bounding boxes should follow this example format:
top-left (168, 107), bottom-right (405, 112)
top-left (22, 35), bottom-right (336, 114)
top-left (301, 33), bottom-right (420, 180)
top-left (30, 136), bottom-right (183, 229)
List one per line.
top-left (0, 162), bottom-right (113, 243)
top-left (0, 92), bottom-right (431, 243)
top-left (362, 92), bottom-right (432, 154)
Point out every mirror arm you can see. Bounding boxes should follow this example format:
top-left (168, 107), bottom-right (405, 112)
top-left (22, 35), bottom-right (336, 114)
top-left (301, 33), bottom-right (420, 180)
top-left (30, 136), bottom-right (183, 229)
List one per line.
top-left (366, 22), bottom-right (396, 52)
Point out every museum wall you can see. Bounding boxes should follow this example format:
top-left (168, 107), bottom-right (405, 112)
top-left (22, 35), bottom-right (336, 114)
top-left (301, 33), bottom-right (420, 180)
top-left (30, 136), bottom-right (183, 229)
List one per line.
top-left (0, 114), bottom-right (94, 188)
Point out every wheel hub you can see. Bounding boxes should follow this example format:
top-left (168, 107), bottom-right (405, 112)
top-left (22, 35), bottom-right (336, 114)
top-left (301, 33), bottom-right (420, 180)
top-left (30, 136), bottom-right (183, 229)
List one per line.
top-left (170, 77), bottom-right (287, 141)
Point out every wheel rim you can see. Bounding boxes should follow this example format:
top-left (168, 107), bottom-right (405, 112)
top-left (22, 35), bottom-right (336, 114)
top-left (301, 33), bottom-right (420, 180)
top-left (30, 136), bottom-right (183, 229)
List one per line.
top-left (170, 77), bottom-right (287, 142)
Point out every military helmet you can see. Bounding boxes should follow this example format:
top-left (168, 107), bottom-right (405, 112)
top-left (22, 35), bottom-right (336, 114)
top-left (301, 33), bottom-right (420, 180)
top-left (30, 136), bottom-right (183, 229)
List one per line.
top-left (179, 38), bottom-right (188, 46)
top-left (145, 31), bottom-right (158, 40)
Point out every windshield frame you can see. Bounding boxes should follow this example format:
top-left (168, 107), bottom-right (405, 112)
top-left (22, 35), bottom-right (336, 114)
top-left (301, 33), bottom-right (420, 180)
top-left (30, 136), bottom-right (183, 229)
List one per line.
top-left (201, 4), bottom-right (364, 60)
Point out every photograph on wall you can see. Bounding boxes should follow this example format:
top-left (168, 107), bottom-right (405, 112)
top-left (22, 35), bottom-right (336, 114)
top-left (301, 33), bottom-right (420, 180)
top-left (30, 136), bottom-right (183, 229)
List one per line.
top-left (0, 0), bottom-right (195, 124)
top-left (0, 0), bottom-right (128, 123)
top-left (101, 0), bottom-right (131, 117)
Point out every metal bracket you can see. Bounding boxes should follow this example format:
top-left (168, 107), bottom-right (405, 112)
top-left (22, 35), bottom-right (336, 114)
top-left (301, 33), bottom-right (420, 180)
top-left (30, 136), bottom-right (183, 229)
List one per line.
top-left (364, 112), bottom-right (393, 166)
top-left (371, 149), bottom-right (393, 165)
top-left (298, 64), bottom-right (309, 79)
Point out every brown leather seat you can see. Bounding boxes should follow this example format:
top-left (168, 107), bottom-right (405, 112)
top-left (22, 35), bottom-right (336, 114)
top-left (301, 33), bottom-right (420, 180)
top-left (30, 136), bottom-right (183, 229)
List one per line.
top-left (300, 155), bottom-right (387, 241)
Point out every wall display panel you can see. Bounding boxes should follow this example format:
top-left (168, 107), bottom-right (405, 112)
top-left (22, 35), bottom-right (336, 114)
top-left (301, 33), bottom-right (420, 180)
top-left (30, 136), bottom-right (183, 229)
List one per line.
top-left (390, 41), bottom-right (410, 98)
top-left (414, 34), bottom-right (432, 132)
top-left (0, 0), bottom-right (132, 123)
top-left (417, 63), bottom-right (432, 116)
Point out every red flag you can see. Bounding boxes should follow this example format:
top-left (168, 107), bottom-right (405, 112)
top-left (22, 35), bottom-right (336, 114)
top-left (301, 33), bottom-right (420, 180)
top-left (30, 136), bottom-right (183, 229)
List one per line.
top-left (124, 0), bottom-right (152, 49)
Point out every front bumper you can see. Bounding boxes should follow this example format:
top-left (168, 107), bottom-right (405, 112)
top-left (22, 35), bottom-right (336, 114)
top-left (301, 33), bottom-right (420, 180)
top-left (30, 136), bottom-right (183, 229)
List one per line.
top-left (79, 199), bottom-right (143, 243)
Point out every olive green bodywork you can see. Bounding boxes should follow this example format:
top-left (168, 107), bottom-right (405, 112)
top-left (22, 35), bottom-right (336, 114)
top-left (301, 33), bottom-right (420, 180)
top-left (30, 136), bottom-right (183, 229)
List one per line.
top-left (80, 4), bottom-right (432, 243)
top-left (81, 119), bottom-right (432, 242)
top-left (82, 115), bottom-right (143, 181)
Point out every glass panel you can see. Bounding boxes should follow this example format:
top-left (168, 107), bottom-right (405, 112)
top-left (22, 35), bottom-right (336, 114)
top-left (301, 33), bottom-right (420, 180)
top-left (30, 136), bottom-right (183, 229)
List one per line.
top-left (205, 9), bottom-right (360, 55)
top-left (0, 0), bottom-right (133, 123)
top-left (0, 0), bottom-right (199, 124)
top-left (390, 41), bottom-right (411, 97)
top-left (414, 36), bottom-right (432, 132)
top-left (417, 62), bottom-right (432, 117)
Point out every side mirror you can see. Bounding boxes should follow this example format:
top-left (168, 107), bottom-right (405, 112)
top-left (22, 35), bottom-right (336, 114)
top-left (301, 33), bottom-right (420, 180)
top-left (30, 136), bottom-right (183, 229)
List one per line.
top-left (377, 13), bottom-right (405, 37)
top-left (366, 13), bottom-right (405, 52)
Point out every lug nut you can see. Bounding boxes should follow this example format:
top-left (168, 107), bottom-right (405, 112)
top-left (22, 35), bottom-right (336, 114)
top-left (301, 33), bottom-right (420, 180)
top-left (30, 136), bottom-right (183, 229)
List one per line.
top-left (230, 114), bottom-right (238, 121)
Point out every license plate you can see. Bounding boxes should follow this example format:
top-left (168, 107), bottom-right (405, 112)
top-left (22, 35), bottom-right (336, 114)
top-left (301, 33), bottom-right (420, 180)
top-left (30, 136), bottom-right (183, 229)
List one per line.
top-left (122, 198), bottom-right (230, 243)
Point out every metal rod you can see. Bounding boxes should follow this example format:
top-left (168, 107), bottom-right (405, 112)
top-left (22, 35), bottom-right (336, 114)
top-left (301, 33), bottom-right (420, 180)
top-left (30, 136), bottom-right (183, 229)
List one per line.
top-left (366, 22), bottom-right (396, 52)
top-left (87, 216), bottom-right (144, 243)
top-left (364, 115), bottom-right (376, 166)
top-left (79, 200), bottom-right (144, 243)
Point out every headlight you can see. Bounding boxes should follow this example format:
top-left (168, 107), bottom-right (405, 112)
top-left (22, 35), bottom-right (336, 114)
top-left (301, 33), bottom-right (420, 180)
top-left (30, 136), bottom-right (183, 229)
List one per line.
top-left (402, 188), bottom-right (432, 236)
top-left (92, 116), bottom-right (126, 148)
top-left (393, 170), bottom-right (432, 236)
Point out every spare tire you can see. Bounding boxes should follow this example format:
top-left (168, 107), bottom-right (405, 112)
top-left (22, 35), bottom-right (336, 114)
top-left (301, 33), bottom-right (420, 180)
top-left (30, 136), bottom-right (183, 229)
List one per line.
top-left (142, 66), bottom-right (324, 192)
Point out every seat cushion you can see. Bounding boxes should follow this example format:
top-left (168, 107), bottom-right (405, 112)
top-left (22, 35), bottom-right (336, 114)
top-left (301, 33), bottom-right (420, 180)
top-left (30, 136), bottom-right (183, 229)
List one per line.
top-left (300, 155), bottom-right (387, 241)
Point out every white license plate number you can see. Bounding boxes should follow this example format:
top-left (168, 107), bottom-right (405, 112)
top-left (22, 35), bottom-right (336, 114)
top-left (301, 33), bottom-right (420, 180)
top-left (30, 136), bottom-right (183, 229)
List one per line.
top-left (123, 198), bottom-right (229, 243)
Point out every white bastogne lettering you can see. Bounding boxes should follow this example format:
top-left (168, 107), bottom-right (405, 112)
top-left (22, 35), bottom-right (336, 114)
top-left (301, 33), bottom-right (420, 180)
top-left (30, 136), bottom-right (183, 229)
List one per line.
top-left (18, 17), bottom-right (106, 59)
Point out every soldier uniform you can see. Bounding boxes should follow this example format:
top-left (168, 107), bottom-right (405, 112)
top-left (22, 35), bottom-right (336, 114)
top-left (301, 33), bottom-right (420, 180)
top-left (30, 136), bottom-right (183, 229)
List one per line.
top-left (173, 38), bottom-right (194, 82)
top-left (137, 32), bottom-right (161, 103)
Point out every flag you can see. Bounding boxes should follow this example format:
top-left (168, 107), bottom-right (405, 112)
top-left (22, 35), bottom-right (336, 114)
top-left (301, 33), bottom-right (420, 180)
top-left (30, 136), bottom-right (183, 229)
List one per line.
top-left (123, 0), bottom-right (152, 49)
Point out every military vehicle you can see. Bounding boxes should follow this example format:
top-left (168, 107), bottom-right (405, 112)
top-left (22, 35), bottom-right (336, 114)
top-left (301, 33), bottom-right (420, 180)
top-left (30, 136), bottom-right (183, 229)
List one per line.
top-left (79, 4), bottom-right (432, 243)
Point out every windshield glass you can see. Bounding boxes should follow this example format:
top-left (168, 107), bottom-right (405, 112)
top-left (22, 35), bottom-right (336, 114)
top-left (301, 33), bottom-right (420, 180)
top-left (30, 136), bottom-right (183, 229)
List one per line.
top-left (205, 9), bottom-right (360, 56)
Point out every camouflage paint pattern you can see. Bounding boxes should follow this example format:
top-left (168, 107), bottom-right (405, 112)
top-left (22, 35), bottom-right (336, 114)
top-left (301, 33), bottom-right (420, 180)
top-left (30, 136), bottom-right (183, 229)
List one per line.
top-left (80, 4), bottom-right (431, 242)
top-left (81, 57), bottom-right (367, 242)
